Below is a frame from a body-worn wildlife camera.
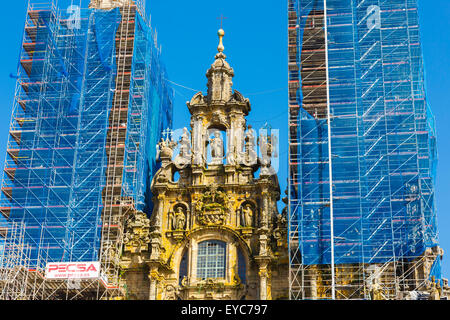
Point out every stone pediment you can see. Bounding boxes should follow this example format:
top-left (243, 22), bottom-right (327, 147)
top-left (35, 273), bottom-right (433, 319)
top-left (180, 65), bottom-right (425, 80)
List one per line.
top-left (189, 92), bottom-right (206, 106)
top-left (227, 90), bottom-right (251, 114)
top-left (231, 90), bottom-right (246, 103)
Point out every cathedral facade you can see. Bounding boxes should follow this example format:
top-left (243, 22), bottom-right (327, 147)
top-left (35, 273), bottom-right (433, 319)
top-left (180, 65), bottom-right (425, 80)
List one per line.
top-left (119, 29), bottom-right (289, 300)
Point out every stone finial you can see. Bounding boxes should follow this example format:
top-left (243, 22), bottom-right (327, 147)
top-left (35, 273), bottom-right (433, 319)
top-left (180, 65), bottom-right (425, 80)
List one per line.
top-left (218, 29), bottom-right (225, 53)
top-left (206, 29), bottom-right (235, 103)
top-left (156, 130), bottom-right (177, 163)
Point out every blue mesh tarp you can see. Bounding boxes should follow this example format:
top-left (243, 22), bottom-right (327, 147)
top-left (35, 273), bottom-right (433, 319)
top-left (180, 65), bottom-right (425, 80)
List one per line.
top-left (4, 8), bottom-right (121, 263)
top-left (1, 2), bottom-right (173, 266)
top-left (429, 256), bottom-right (443, 287)
top-left (291, 0), bottom-right (439, 268)
top-left (121, 11), bottom-right (173, 214)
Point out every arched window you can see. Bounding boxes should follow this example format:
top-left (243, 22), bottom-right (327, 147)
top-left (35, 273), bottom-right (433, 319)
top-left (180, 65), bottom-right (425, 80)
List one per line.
top-left (237, 248), bottom-right (247, 284)
top-left (179, 250), bottom-right (188, 285)
top-left (197, 240), bottom-right (226, 279)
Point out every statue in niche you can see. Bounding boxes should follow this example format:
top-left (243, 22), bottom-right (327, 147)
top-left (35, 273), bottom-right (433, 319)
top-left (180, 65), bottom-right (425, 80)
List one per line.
top-left (210, 130), bottom-right (224, 165)
top-left (240, 204), bottom-right (254, 228)
top-left (172, 206), bottom-right (186, 230)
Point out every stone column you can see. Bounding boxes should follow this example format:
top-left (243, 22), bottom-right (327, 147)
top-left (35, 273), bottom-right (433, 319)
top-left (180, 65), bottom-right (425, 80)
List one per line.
top-left (227, 113), bottom-right (244, 166)
top-left (192, 115), bottom-right (205, 166)
top-left (235, 117), bottom-right (245, 165)
top-left (261, 190), bottom-right (270, 228)
top-left (258, 260), bottom-right (271, 300)
top-left (190, 240), bottom-right (198, 284)
top-left (155, 193), bottom-right (165, 229)
top-left (150, 193), bottom-right (164, 261)
top-left (230, 242), bottom-right (238, 284)
top-left (149, 268), bottom-right (159, 300)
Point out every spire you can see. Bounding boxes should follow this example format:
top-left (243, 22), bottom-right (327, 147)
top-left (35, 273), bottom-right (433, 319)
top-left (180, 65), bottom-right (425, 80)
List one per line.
top-left (206, 29), bottom-right (235, 103)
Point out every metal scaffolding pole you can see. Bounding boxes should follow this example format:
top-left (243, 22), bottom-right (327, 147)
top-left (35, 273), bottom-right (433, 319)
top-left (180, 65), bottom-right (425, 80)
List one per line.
top-left (323, 0), bottom-right (336, 300)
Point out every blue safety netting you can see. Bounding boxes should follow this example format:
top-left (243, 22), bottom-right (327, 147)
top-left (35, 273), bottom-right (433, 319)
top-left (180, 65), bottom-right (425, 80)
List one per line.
top-left (0, 2), bottom-right (172, 266)
top-left (121, 12), bottom-right (173, 214)
top-left (290, 0), bottom-right (439, 268)
top-left (429, 255), bottom-right (443, 287)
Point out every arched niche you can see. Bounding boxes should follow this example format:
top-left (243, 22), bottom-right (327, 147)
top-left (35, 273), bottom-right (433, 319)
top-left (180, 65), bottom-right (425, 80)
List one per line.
top-left (239, 200), bottom-right (257, 228)
top-left (206, 124), bottom-right (227, 166)
top-left (168, 202), bottom-right (189, 231)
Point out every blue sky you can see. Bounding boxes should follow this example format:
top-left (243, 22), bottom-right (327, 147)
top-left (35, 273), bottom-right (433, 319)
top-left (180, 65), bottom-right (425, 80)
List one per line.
top-left (0, 0), bottom-right (448, 277)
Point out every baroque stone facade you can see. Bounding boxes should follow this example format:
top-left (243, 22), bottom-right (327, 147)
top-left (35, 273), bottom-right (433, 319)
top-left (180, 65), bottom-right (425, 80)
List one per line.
top-left (119, 29), bottom-right (288, 300)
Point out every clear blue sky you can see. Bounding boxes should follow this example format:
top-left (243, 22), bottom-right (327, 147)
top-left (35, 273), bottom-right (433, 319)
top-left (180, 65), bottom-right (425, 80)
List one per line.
top-left (0, 0), bottom-right (448, 277)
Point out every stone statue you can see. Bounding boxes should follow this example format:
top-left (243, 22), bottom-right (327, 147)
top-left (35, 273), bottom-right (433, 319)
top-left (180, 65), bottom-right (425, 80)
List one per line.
top-left (173, 206), bottom-right (186, 230)
top-left (241, 205), bottom-right (253, 228)
top-left (175, 127), bottom-right (191, 168)
top-left (227, 143), bottom-right (237, 165)
top-left (371, 282), bottom-right (383, 300)
top-left (259, 132), bottom-right (277, 176)
top-left (210, 130), bottom-right (224, 165)
top-left (244, 128), bottom-right (257, 165)
top-left (227, 132), bottom-right (238, 165)
top-left (259, 134), bottom-right (272, 163)
top-left (179, 128), bottom-right (191, 157)
top-left (157, 136), bottom-right (177, 162)
top-left (429, 277), bottom-right (441, 300)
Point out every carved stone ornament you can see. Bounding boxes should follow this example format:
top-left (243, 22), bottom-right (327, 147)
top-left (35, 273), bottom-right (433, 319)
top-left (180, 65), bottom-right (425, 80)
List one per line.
top-left (164, 284), bottom-right (179, 300)
top-left (195, 185), bottom-right (231, 225)
top-left (157, 137), bottom-right (177, 162)
top-left (123, 211), bottom-right (151, 253)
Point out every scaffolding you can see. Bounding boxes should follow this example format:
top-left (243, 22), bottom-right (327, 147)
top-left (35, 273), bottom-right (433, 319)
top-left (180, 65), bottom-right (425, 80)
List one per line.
top-left (0, 221), bottom-right (32, 300)
top-left (288, 0), bottom-right (442, 300)
top-left (0, 220), bottom-right (117, 300)
top-left (0, 0), bottom-right (173, 300)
